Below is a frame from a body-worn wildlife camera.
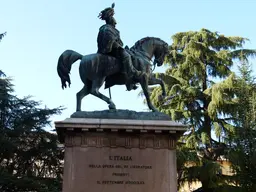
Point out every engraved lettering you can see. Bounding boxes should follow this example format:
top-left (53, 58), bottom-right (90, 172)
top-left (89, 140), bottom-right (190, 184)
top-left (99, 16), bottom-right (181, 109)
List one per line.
top-left (89, 164), bottom-right (101, 168)
top-left (125, 181), bottom-right (145, 185)
top-left (90, 155), bottom-right (152, 185)
top-left (102, 164), bottom-right (114, 168)
top-left (98, 180), bottom-right (145, 185)
top-left (130, 165), bottom-right (152, 169)
top-left (109, 156), bottom-right (132, 161)
top-left (101, 180), bottom-right (124, 184)
top-left (112, 172), bottom-right (129, 176)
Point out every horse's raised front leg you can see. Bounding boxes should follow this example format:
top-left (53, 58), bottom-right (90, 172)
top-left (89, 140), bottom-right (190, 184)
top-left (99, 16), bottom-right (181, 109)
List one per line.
top-left (148, 75), bottom-right (166, 97)
top-left (91, 79), bottom-right (116, 110)
top-left (140, 74), bottom-right (158, 112)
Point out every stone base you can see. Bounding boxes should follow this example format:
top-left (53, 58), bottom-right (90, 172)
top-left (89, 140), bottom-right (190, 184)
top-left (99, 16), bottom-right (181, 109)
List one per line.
top-left (55, 116), bottom-right (186, 192)
top-left (70, 109), bottom-right (171, 120)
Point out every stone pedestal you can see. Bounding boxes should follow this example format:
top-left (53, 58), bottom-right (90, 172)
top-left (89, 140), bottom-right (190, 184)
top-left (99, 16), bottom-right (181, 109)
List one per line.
top-left (55, 113), bottom-right (186, 192)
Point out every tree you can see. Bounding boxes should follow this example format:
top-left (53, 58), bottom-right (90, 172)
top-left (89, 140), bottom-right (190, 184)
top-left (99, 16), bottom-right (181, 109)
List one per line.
top-left (227, 61), bottom-right (256, 192)
top-left (0, 74), bottom-right (64, 192)
top-left (0, 32), bottom-right (7, 76)
top-left (0, 32), bottom-right (6, 42)
top-left (150, 29), bottom-right (256, 191)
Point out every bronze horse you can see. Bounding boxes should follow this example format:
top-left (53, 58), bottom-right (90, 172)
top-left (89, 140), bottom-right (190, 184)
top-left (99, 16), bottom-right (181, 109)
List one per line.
top-left (57, 37), bottom-right (168, 112)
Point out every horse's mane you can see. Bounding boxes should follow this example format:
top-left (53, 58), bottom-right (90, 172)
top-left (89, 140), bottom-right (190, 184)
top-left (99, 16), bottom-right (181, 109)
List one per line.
top-left (130, 37), bottom-right (166, 51)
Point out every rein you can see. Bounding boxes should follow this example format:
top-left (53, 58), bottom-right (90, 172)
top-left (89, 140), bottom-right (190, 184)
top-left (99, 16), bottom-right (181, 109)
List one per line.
top-left (151, 62), bottom-right (156, 72)
top-left (136, 50), bottom-right (156, 73)
top-left (137, 39), bottom-right (159, 73)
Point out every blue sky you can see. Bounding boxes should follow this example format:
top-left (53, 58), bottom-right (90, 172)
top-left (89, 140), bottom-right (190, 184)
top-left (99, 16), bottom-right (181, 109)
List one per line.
top-left (1, 0), bottom-right (256, 126)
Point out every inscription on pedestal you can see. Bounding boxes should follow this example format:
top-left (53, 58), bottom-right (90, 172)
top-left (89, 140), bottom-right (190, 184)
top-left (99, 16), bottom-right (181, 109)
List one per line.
top-left (88, 155), bottom-right (152, 185)
top-left (63, 133), bottom-right (177, 191)
top-left (69, 147), bottom-right (174, 192)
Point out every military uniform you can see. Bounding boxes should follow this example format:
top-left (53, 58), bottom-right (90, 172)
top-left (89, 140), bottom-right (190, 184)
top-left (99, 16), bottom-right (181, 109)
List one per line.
top-left (97, 4), bottom-right (142, 91)
top-left (97, 24), bottom-right (123, 54)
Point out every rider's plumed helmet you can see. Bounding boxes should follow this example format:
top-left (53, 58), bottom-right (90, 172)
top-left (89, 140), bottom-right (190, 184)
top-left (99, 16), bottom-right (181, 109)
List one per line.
top-left (98, 3), bottom-right (115, 20)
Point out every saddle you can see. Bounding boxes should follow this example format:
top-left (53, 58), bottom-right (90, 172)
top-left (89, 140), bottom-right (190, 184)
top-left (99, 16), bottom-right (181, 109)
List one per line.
top-left (104, 46), bottom-right (138, 89)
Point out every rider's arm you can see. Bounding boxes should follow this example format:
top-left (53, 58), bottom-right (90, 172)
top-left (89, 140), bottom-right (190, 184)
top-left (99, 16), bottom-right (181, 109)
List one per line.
top-left (118, 39), bottom-right (124, 47)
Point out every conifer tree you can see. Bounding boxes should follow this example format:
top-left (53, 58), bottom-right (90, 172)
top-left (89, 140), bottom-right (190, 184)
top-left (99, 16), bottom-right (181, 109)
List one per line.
top-left (151, 29), bottom-right (256, 191)
top-left (0, 32), bottom-right (6, 42)
top-left (227, 61), bottom-right (256, 192)
top-left (0, 74), bottom-right (64, 192)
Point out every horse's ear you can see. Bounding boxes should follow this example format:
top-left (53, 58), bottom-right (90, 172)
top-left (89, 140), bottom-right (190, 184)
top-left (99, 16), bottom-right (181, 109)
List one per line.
top-left (111, 3), bottom-right (115, 8)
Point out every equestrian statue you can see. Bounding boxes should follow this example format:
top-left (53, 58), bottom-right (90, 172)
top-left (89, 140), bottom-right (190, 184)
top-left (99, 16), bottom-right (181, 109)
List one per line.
top-left (57, 3), bottom-right (169, 112)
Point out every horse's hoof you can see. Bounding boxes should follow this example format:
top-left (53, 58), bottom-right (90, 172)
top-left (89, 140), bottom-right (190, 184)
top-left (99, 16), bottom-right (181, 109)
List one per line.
top-left (132, 85), bottom-right (138, 90)
top-left (108, 103), bottom-right (116, 110)
top-left (151, 107), bottom-right (159, 112)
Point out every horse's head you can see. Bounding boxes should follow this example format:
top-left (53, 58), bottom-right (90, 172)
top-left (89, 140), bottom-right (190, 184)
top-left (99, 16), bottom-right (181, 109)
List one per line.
top-left (131, 37), bottom-right (169, 67)
top-left (152, 38), bottom-right (169, 67)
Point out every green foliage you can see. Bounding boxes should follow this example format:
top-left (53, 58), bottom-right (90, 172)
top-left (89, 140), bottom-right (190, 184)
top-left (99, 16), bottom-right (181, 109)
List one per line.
top-left (206, 72), bottom-right (237, 118)
top-left (227, 61), bottom-right (256, 192)
top-left (0, 75), bottom-right (64, 192)
top-left (177, 144), bottom-right (234, 191)
top-left (177, 143), bottom-right (200, 188)
top-left (150, 29), bottom-right (256, 191)
top-left (0, 32), bottom-right (6, 42)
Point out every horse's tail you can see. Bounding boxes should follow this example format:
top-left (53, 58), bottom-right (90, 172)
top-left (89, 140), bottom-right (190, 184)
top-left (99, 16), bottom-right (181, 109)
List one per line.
top-left (57, 50), bottom-right (82, 89)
